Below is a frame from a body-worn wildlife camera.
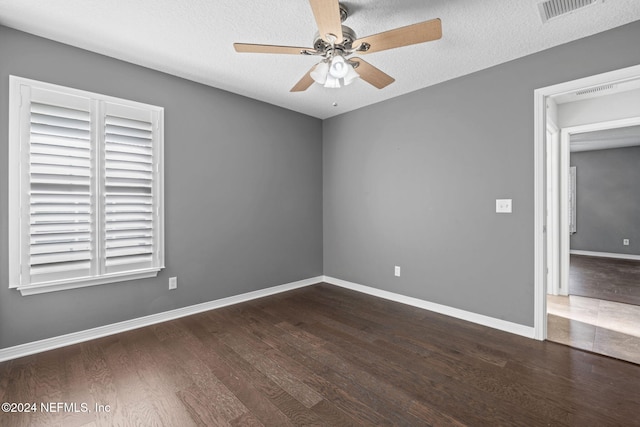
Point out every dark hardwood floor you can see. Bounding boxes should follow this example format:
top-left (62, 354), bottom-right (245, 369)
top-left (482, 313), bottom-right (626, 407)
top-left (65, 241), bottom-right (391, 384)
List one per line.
top-left (2, 283), bottom-right (640, 426)
top-left (570, 254), bottom-right (640, 305)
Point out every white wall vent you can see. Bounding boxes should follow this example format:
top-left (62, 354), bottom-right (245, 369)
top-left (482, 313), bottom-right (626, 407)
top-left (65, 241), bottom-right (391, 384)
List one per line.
top-left (575, 84), bottom-right (615, 96)
top-left (538, 0), bottom-right (603, 23)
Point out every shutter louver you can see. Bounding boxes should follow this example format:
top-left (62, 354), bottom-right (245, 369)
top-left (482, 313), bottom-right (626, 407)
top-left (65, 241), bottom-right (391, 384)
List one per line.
top-left (104, 110), bottom-right (156, 272)
top-left (28, 102), bottom-right (93, 282)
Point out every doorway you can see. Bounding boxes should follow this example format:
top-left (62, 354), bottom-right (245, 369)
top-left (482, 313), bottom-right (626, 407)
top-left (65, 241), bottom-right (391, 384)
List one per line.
top-left (533, 64), bottom-right (640, 364)
top-left (548, 119), bottom-right (640, 363)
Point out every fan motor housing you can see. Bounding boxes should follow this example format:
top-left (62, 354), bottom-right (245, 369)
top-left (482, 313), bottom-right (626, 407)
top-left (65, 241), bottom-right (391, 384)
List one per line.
top-left (313, 25), bottom-right (357, 54)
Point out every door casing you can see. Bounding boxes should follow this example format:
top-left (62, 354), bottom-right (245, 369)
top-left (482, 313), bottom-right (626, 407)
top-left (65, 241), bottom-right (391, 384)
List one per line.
top-left (533, 63), bottom-right (640, 340)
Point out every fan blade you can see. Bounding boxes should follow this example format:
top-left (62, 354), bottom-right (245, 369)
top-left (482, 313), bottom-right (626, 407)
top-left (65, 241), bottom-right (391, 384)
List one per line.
top-left (290, 66), bottom-right (317, 92)
top-left (354, 18), bottom-right (442, 54)
top-left (234, 43), bottom-right (316, 55)
top-left (309, 0), bottom-right (343, 43)
top-left (350, 58), bottom-right (395, 89)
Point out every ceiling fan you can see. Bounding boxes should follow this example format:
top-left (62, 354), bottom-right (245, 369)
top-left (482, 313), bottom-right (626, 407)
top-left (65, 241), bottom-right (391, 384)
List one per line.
top-left (234, 0), bottom-right (442, 92)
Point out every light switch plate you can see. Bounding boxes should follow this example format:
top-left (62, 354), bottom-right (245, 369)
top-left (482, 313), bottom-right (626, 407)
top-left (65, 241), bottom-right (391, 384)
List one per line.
top-left (496, 199), bottom-right (512, 213)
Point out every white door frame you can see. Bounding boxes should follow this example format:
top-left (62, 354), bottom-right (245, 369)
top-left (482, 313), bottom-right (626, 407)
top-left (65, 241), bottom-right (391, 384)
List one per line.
top-left (533, 63), bottom-right (640, 340)
top-left (558, 117), bottom-right (640, 294)
top-left (546, 120), bottom-right (560, 296)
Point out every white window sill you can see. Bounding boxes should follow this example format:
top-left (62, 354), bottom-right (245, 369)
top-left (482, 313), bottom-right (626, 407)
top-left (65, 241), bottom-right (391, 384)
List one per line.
top-left (14, 268), bottom-right (163, 296)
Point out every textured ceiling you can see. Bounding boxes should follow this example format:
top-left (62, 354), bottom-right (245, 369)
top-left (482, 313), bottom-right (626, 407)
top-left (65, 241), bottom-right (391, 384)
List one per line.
top-left (1, 0), bottom-right (639, 119)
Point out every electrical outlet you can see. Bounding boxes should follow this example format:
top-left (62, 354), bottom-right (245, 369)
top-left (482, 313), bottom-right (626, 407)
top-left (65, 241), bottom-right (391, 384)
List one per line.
top-left (169, 277), bottom-right (177, 290)
top-left (394, 266), bottom-right (401, 277)
top-left (496, 199), bottom-right (512, 213)
top-left (623, 239), bottom-right (630, 246)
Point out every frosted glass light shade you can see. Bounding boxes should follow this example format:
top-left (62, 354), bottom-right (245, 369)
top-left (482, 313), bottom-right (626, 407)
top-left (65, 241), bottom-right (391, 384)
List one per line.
top-left (310, 61), bottom-right (329, 84)
top-left (324, 75), bottom-right (341, 88)
top-left (310, 56), bottom-right (360, 88)
top-left (328, 56), bottom-right (349, 79)
top-left (343, 64), bottom-right (359, 85)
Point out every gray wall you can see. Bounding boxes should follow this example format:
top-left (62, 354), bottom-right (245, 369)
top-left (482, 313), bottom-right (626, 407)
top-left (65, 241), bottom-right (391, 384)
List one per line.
top-left (0, 26), bottom-right (323, 349)
top-left (3, 20), bottom-right (640, 349)
top-left (323, 20), bottom-right (640, 327)
top-left (570, 146), bottom-right (640, 255)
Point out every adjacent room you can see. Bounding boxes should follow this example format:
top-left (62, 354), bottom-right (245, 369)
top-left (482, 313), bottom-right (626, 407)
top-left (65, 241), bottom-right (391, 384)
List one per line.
top-left (546, 102), bottom-right (640, 363)
top-left (2, 0), bottom-right (640, 425)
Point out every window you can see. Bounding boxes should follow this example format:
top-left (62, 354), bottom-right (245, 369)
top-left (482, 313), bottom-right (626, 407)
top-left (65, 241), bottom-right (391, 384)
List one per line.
top-left (8, 76), bottom-right (164, 295)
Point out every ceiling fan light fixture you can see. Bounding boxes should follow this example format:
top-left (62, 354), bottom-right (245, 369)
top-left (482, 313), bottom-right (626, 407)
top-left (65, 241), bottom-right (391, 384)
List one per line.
top-left (328, 55), bottom-right (349, 79)
top-left (324, 75), bottom-right (341, 88)
top-left (311, 55), bottom-right (359, 88)
top-left (343, 63), bottom-right (360, 85)
top-left (310, 61), bottom-right (329, 84)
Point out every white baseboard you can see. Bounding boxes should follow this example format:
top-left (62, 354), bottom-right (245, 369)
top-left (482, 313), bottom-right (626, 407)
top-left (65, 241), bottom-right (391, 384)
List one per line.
top-left (0, 276), bottom-right (323, 363)
top-left (570, 250), bottom-right (640, 261)
top-left (1, 274), bottom-right (537, 362)
top-left (322, 276), bottom-right (536, 339)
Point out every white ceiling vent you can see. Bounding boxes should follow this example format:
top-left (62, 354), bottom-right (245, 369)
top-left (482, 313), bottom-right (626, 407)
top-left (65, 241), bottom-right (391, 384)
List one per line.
top-left (538, 0), bottom-right (604, 23)
top-left (575, 84), bottom-right (615, 96)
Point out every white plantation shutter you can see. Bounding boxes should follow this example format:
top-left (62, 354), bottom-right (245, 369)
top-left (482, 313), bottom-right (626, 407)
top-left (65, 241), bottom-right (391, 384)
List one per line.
top-left (103, 103), bottom-right (158, 273)
top-left (28, 94), bottom-right (94, 284)
top-left (9, 77), bottom-right (164, 295)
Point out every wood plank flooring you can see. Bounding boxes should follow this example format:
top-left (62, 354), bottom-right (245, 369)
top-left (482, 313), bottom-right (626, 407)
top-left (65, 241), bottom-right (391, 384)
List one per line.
top-left (2, 283), bottom-right (640, 426)
top-left (570, 254), bottom-right (640, 305)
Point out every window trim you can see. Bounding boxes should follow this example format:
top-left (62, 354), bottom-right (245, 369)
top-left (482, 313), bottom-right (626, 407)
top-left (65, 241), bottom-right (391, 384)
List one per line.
top-left (8, 76), bottom-right (165, 296)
